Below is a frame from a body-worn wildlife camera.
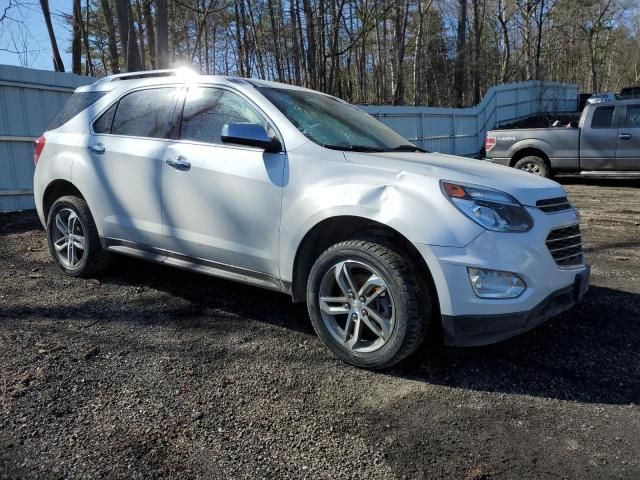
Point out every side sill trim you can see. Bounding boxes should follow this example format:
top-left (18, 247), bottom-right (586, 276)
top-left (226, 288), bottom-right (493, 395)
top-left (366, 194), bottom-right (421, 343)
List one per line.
top-left (102, 237), bottom-right (287, 294)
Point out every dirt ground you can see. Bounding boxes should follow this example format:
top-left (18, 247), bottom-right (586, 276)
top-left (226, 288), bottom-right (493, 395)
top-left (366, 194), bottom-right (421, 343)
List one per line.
top-left (1, 177), bottom-right (639, 479)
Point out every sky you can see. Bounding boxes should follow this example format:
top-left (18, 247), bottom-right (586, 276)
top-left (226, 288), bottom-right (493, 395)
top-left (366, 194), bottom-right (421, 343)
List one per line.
top-left (0, 0), bottom-right (73, 71)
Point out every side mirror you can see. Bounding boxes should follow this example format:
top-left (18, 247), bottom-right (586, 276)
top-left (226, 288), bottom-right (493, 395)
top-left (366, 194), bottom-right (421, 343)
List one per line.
top-left (221, 123), bottom-right (281, 152)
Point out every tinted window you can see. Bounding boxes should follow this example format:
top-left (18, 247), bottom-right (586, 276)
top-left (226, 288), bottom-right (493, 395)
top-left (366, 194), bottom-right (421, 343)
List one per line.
top-left (93, 103), bottom-right (117, 134)
top-left (111, 87), bottom-right (178, 138)
top-left (591, 107), bottom-right (615, 128)
top-left (48, 91), bottom-right (107, 130)
top-left (180, 88), bottom-right (267, 144)
top-left (625, 106), bottom-right (640, 128)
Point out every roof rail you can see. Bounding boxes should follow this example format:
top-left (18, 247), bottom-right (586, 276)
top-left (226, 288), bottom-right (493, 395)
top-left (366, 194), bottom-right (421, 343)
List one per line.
top-left (93, 68), bottom-right (198, 85)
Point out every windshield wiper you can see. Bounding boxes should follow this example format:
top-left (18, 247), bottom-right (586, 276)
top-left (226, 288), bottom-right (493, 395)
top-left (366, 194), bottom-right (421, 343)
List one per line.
top-left (321, 144), bottom-right (387, 152)
top-left (321, 143), bottom-right (428, 153)
top-left (389, 144), bottom-right (427, 152)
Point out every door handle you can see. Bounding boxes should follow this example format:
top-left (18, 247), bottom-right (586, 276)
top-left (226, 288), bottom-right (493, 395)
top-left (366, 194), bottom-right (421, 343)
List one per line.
top-left (619, 133), bottom-right (632, 140)
top-left (88, 143), bottom-right (105, 154)
top-left (166, 156), bottom-right (191, 170)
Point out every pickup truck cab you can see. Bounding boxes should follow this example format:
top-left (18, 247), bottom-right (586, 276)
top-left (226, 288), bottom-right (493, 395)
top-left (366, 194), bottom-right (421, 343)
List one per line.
top-left (486, 99), bottom-right (640, 177)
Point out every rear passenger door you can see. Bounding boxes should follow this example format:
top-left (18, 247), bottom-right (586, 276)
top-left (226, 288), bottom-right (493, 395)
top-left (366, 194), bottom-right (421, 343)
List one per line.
top-left (87, 86), bottom-right (180, 247)
top-left (616, 104), bottom-right (640, 170)
top-left (580, 105), bottom-right (618, 170)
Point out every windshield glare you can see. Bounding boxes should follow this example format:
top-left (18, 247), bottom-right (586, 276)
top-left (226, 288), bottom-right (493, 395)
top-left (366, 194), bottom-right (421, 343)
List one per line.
top-left (258, 87), bottom-right (415, 151)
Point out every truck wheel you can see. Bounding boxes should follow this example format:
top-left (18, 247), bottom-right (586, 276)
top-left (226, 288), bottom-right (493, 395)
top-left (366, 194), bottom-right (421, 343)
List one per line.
top-left (513, 156), bottom-right (551, 178)
top-left (306, 237), bottom-right (431, 369)
top-left (46, 195), bottom-right (111, 277)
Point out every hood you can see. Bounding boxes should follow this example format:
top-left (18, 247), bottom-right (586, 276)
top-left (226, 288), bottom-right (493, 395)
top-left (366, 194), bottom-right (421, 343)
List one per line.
top-left (344, 151), bottom-right (566, 206)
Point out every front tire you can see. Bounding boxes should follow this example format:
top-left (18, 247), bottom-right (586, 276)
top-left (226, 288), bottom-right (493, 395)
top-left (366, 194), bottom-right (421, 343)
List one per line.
top-left (306, 238), bottom-right (431, 369)
top-left (46, 195), bottom-right (111, 277)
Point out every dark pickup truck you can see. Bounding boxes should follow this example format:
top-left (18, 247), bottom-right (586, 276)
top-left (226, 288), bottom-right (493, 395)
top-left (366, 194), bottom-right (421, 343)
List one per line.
top-left (485, 99), bottom-right (640, 177)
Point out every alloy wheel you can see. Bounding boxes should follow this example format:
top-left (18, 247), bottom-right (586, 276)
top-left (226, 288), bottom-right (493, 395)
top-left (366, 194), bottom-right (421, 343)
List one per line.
top-left (51, 208), bottom-right (86, 269)
top-left (318, 260), bottom-right (395, 353)
top-left (520, 162), bottom-right (542, 175)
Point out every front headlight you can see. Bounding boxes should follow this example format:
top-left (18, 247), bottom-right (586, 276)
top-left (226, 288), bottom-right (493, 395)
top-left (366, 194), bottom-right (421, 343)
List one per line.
top-left (440, 181), bottom-right (533, 232)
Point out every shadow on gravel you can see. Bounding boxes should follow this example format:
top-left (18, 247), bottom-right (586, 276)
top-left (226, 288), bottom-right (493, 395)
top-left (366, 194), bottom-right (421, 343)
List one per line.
top-left (14, 251), bottom-right (639, 406)
top-left (0, 210), bottom-right (44, 236)
top-left (390, 285), bottom-right (640, 405)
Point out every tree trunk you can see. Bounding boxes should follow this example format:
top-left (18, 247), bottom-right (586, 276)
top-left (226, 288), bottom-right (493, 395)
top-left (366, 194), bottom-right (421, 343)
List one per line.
top-left (83, 0), bottom-right (93, 75)
top-left (143, 0), bottom-right (156, 69)
top-left (115, 0), bottom-right (129, 66)
top-left (497, 0), bottom-right (510, 83)
top-left (454, 0), bottom-right (467, 106)
top-left (126, 4), bottom-right (142, 71)
top-left (100, 0), bottom-right (120, 73)
top-left (39, 0), bottom-right (65, 72)
top-left (155, 0), bottom-right (169, 68)
top-left (472, 0), bottom-right (482, 104)
top-left (135, 0), bottom-right (146, 68)
top-left (72, 0), bottom-right (82, 74)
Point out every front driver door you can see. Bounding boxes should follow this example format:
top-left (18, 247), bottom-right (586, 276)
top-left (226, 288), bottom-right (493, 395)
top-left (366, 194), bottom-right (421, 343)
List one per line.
top-left (161, 86), bottom-right (286, 280)
top-left (580, 105), bottom-right (618, 170)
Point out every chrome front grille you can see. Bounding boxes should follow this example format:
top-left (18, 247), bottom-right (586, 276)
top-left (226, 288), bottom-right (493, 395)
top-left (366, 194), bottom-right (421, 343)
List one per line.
top-left (536, 196), bottom-right (572, 213)
top-left (546, 224), bottom-right (584, 267)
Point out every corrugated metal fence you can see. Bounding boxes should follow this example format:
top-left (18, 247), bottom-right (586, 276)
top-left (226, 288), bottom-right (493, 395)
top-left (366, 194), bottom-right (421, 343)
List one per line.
top-left (0, 66), bottom-right (578, 213)
top-left (361, 80), bottom-right (578, 156)
top-left (0, 65), bottom-right (92, 212)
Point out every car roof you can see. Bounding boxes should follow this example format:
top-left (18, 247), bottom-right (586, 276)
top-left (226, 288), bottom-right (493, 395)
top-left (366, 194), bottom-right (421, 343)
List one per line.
top-left (75, 68), bottom-right (328, 96)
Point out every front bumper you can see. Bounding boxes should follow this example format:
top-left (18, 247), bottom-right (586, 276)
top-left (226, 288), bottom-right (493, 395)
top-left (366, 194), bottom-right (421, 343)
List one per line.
top-left (442, 266), bottom-right (589, 346)
top-left (414, 206), bottom-right (589, 346)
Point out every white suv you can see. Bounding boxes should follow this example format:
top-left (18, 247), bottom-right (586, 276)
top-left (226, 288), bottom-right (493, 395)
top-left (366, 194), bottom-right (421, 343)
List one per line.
top-left (33, 69), bottom-right (589, 368)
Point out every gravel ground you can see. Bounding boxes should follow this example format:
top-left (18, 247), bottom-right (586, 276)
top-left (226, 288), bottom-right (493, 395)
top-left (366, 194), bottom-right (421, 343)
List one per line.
top-left (1, 178), bottom-right (639, 479)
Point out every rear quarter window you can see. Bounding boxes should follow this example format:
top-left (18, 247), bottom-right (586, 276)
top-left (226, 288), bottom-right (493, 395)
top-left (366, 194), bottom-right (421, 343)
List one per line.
top-left (48, 91), bottom-right (107, 130)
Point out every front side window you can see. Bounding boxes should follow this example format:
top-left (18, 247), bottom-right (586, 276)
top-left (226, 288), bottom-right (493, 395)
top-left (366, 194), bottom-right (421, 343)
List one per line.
top-left (625, 106), bottom-right (640, 128)
top-left (105, 87), bottom-right (178, 139)
top-left (180, 87), bottom-right (268, 144)
top-left (591, 106), bottom-right (615, 129)
top-left (258, 87), bottom-right (418, 152)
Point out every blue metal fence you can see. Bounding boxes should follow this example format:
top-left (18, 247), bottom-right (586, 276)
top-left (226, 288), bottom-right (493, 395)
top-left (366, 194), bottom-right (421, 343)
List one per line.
top-left (361, 81), bottom-right (578, 156)
top-left (0, 65), bottom-right (92, 212)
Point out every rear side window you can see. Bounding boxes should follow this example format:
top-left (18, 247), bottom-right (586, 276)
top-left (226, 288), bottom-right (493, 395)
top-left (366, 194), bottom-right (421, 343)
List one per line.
top-left (591, 107), bottom-right (615, 128)
top-left (48, 91), bottom-right (107, 130)
top-left (106, 87), bottom-right (178, 139)
top-left (625, 106), bottom-right (640, 128)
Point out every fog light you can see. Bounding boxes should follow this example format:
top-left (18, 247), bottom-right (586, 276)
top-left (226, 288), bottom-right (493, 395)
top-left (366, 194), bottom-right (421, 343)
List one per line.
top-left (467, 267), bottom-right (526, 299)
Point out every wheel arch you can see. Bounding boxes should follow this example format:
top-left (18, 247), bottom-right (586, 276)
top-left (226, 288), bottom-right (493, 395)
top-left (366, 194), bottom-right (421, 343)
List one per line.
top-left (42, 179), bottom-right (86, 222)
top-left (289, 215), bottom-right (440, 320)
top-left (510, 147), bottom-right (551, 168)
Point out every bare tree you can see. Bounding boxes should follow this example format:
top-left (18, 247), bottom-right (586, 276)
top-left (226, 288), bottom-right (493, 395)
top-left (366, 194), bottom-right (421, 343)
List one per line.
top-left (156, 0), bottom-right (169, 68)
top-left (454, 0), bottom-right (468, 106)
top-left (39, 0), bottom-right (65, 72)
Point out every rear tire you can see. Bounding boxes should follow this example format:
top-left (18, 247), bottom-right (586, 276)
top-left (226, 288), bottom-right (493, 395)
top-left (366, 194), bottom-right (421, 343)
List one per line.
top-left (513, 156), bottom-right (551, 178)
top-left (46, 195), bottom-right (111, 277)
top-left (306, 237), bottom-right (431, 369)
